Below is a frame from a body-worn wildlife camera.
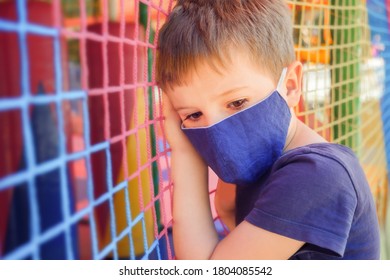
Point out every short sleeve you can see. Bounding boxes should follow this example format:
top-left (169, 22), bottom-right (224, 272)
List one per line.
top-left (244, 151), bottom-right (358, 257)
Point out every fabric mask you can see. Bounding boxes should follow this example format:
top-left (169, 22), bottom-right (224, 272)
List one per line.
top-left (181, 68), bottom-right (291, 186)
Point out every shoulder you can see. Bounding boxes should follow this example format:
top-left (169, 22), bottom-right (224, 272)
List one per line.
top-left (245, 143), bottom-right (360, 255)
top-left (275, 142), bottom-right (358, 172)
top-left (270, 143), bottom-right (362, 192)
top-left (255, 143), bottom-right (359, 208)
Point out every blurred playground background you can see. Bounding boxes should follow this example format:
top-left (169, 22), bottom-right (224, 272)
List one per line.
top-left (0, 0), bottom-right (390, 260)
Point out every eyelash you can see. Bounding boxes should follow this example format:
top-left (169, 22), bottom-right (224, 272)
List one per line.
top-left (227, 98), bottom-right (249, 110)
top-left (183, 98), bottom-right (249, 122)
top-left (184, 112), bottom-right (203, 122)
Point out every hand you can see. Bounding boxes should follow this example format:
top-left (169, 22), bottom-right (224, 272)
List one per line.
top-left (162, 93), bottom-right (196, 153)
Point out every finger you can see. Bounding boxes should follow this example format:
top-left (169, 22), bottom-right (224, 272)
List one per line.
top-left (162, 92), bottom-right (172, 116)
top-left (162, 93), bottom-right (181, 123)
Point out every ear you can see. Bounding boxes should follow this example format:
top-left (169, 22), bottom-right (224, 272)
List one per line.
top-left (284, 61), bottom-right (303, 108)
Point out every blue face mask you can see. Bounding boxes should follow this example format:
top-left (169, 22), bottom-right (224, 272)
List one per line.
top-left (181, 68), bottom-right (291, 186)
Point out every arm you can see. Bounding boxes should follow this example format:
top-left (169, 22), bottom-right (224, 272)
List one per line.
top-left (164, 95), bottom-right (304, 260)
top-left (164, 95), bottom-right (218, 259)
top-left (214, 180), bottom-right (236, 232)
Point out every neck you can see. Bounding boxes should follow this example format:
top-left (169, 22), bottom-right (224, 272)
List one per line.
top-left (283, 115), bottom-right (298, 152)
top-left (284, 117), bottom-right (329, 152)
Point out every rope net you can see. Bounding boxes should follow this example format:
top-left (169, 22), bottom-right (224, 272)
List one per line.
top-left (288, 0), bottom-right (389, 227)
top-left (0, 0), bottom-right (389, 259)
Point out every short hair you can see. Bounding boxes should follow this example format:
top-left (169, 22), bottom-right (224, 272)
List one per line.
top-left (156, 0), bottom-right (295, 92)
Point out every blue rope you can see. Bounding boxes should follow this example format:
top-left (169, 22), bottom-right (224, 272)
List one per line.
top-left (367, 0), bottom-right (390, 176)
top-left (0, 0), bottom-right (94, 259)
top-left (52, 20), bottom-right (74, 259)
top-left (0, 0), bottom-right (165, 260)
top-left (79, 96), bottom-right (100, 260)
top-left (0, 91), bottom-right (86, 113)
top-left (123, 183), bottom-right (136, 260)
top-left (15, 0), bottom-right (41, 260)
top-left (0, 137), bottom-right (107, 191)
top-left (104, 147), bottom-right (118, 260)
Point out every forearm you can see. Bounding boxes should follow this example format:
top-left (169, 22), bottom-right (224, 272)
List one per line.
top-left (171, 149), bottom-right (219, 259)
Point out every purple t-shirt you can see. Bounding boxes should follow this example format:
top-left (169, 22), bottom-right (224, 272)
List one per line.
top-left (235, 143), bottom-right (380, 259)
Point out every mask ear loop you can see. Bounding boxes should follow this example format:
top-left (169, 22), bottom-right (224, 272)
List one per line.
top-left (276, 67), bottom-right (288, 93)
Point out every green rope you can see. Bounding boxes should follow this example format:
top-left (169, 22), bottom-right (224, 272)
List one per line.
top-left (139, 2), bottom-right (163, 233)
top-left (330, 0), bottom-right (362, 153)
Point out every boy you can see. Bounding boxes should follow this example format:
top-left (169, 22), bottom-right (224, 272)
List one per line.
top-left (156, 0), bottom-right (380, 259)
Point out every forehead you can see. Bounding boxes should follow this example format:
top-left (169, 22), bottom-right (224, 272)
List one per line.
top-left (165, 57), bottom-right (278, 114)
top-left (165, 52), bottom-right (275, 96)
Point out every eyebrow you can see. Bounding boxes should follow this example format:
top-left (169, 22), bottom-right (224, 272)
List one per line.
top-left (218, 86), bottom-right (249, 98)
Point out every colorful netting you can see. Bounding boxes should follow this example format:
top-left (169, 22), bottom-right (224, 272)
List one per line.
top-left (0, 0), bottom-right (389, 260)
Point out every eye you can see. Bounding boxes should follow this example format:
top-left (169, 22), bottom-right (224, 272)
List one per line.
top-left (227, 98), bottom-right (248, 110)
top-left (184, 111), bottom-right (203, 122)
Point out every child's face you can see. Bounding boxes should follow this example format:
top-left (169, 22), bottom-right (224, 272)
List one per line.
top-left (167, 52), bottom-right (282, 128)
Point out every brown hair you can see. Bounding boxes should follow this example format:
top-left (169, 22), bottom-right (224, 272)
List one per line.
top-left (156, 0), bottom-right (295, 92)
